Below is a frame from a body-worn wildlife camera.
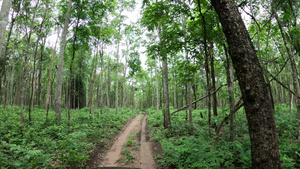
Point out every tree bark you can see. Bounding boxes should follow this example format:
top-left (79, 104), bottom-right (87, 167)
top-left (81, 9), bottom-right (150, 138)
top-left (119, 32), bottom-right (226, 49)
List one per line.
top-left (29, 6), bottom-right (47, 117)
top-left (162, 56), bottom-right (171, 129)
top-left (55, 0), bottom-right (72, 125)
top-left (115, 44), bottom-right (120, 115)
top-left (224, 44), bottom-right (235, 142)
top-left (90, 48), bottom-right (99, 115)
top-left (210, 42), bottom-right (217, 117)
top-left (122, 41), bottom-right (129, 107)
top-left (211, 0), bottom-right (280, 168)
top-left (20, 0), bottom-right (40, 123)
top-left (45, 29), bottom-right (60, 114)
top-left (155, 61), bottom-right (160, 111)
top-left (0, 0), bottom-right (14, 104)
top-left (36, 38), bottom-right (45, 107)
top-left (183, 13), bottom-right (192, 125)
top-left (198, 0), bottom-right (212, 136)
top-left (106, 58), bottom-right (111, 108)
top-left (99, 45), bottom-right (104, 113)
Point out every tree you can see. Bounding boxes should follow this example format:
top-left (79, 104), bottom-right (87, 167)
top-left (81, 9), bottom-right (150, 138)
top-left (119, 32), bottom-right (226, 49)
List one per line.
top-left (211, 0), bottom-right (280, 168)
top-left (55, 0), bottom-right (72, 125)
top-left (0, 0), bottom-right (13, 103)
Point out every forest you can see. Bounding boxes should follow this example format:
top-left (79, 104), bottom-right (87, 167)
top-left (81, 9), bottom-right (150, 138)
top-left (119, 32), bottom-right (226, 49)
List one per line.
top-left (0, 0), bottom-right (299, 168)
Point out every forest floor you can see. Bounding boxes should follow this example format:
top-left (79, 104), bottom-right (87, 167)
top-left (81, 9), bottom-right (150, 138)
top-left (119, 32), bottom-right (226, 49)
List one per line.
top-left (88, 113), bottom-right (156, 169)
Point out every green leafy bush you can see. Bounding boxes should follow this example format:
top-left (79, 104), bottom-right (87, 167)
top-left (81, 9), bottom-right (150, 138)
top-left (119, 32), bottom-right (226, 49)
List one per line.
top-left (0, 106), bottom-right (138, 168)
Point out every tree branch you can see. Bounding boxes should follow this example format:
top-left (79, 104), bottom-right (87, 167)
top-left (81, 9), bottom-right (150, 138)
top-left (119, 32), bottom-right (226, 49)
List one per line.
top-left (171, 83), bottom-right (228, 115)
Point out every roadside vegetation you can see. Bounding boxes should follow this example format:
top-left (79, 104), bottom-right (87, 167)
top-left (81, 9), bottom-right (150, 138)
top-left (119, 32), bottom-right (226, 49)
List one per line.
top-left (147, 105), bottom-right (300, 169)
top-left (0, 106), bottom-right (138, 168)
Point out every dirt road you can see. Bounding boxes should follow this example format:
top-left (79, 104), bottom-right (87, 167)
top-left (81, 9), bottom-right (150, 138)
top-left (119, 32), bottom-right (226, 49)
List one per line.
top-left (97, 113), bottom-right (156, 169)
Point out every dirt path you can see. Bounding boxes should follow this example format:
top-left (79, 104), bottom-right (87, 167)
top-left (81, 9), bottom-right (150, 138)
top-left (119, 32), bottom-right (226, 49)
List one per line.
top-left (98, 113), bottom-right (156, 169)
top-left (140, 114), bottom-right (156, 169)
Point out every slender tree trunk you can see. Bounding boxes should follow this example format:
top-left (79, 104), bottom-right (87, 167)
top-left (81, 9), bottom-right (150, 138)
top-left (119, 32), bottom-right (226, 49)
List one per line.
top-left (45, 29), bottom-right (60, 114)
top-left (212, 0), bottom-right (280, 168)
top-left (67, 13), bottom-right (80, 124)
top-left (272, 0), bottom-right (300, 139)
top-left (224, 44), bottom-right (235, 142)
top-left (20, 0), bottom-right (40, 123)
top-left (278, 65), bottom-right (285, 104)
top-left (55, 0), bottom-right (72, 125)
top-left (9, 57), bottom-right (15, 105)
top-left (99, 48), bottom-right (104, 113)
top-left (183, 14), bottom-right (192, 125)
top-left (37, 38), bottom-right (45, 107)
top-left (122, 41), bottom-right (128, 107)
top-left (210, 42), bottom-right (218, 117)
top-left (106, 58), bottom-right (111, 108)
top-left (192, 85), bottom-right (197, 109)
top-left (90, 49), bottom-right (99, 115)
top-left (198, 0), bottom-right (211, 136)
top-left (173, 71), bottom-right (177, 109)
top-left (115, 46), bottom-right (119, 115)
top-left (29, 4), bottom-right (48, 113)
top-left (28, 39), bottom-right (41, 117)
top-left (155, 62), bottom-right (160, 111)
top-left (274, 80), bottom-right (280, 104)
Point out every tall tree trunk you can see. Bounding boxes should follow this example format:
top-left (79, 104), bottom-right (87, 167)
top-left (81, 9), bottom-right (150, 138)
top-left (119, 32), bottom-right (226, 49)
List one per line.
top-left (20, 0), bottom-right (40, 123)
top-left (0, 1), bottom-right (18, 104)
top-left (224, 44), bottom-right (235, 142)
top-left (192, 85), bottom-right (197, 109)
top-left (29, 4), bottom-right (48, 114)
top-left (183, 13), bottom-right (192, 125)
top-left (122, 41), bottom-right (128, 107)
top-left (155, 62), bottom-right (160, 111)
top-left (173, 71), bottom-right (177, 109)
top-left (9, 57), bottom-right (15, 105)
top-left (55, 0), bottom-right (72, 125)
top-left (278, 65), bottom-right (285, 104)
top-left (115, 46), bottom-right (119, 115)
top-left (272, 0), bottom-right (300, 139)
top-left (67, 13), bottom-right (80, 123)
top-left (99, 46), bottom-right (104, 113)
top-left (162, 56), bottom-right (171, 129)
top-left (212, 0), bottom-right (280, 168)
top-left (106, 58), bottom-right (111, 108)
top-left (36, 38), bottom-right (45, 107)
top-left (0, 0), bottom-right (12, 57)
top-left (45, 29), bottom-right (60, 114)
top-left (90, 49), bottom-right (99, 115)
top-left (0, 0), bottom-right (13, 101)
top-left (210, 42), bottom-right (218, 117)
top-left (198, 0), bottom-right (212, 136)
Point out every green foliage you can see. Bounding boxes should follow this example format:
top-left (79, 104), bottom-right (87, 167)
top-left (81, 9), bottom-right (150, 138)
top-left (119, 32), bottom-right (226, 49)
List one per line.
top-left (146, 104), bottom-right (300, 169)
top-left (0, 106), bottom-right (138, 168)
top-left (121, 148), bottom-right (135, 164)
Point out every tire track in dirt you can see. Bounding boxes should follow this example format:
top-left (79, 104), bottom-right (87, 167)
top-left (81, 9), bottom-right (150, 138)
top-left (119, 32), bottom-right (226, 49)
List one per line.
top-left (140, 114), bottom-right (156, 169)
top-left (99, 114), bottom-right (142, 167)
top-left (98, 113), bottom-right (156, 169)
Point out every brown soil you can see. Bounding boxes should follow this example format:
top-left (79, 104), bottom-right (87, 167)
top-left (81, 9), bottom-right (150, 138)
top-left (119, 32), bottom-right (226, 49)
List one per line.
top-left (91, 113), bottom-right (156, 169)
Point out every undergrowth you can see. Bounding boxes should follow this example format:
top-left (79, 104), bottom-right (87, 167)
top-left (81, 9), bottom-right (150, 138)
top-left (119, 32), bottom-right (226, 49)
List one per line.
top-left (0, 106), bottom-right (139, 168)
top-left (147, 104), bottom-right (300, 169)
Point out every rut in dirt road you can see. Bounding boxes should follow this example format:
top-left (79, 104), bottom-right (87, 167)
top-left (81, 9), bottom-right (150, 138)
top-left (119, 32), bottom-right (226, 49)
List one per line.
top-left (140, 114), bottom-right (156, 169)
top-left (99, 113), bottom-right (156, 169)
